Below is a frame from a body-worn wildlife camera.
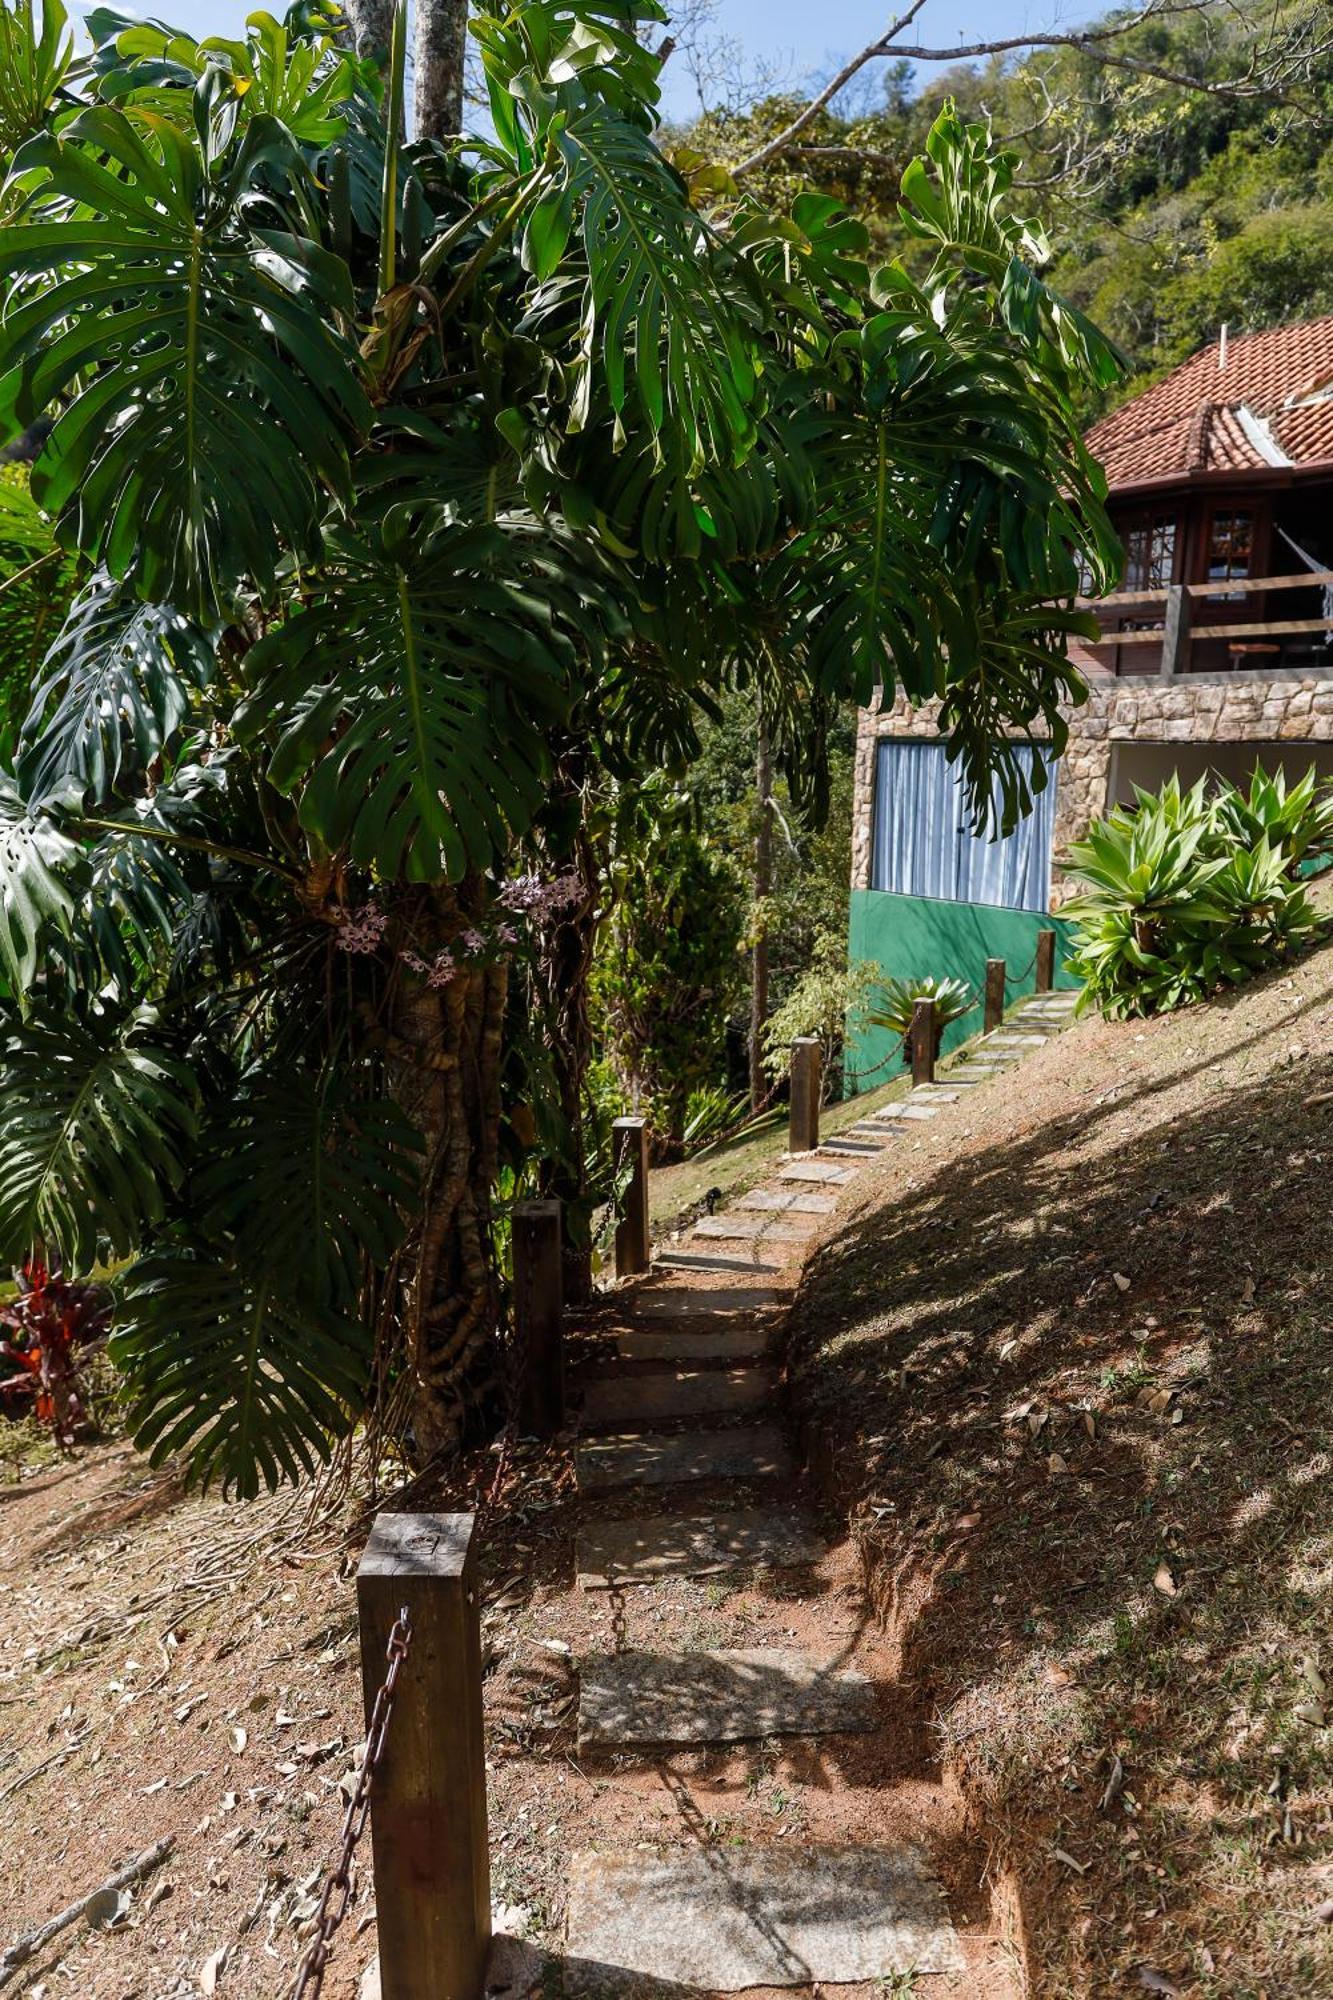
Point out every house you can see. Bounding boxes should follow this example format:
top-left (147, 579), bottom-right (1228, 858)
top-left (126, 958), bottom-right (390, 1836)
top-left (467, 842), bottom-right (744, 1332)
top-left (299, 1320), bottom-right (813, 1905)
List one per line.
top-left (846, 313), bottom-right (1333, 1081)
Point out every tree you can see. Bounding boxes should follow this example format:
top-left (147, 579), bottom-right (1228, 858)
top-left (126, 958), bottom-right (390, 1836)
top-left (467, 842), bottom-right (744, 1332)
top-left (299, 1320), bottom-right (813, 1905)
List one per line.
top-left (0, 0), bottom-right (1120, 1493)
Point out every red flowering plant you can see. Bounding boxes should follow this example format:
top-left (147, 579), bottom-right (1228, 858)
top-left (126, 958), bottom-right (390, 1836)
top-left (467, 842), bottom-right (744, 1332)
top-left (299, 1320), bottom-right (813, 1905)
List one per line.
top-left (0, 1256), bottom-right (113, 1447)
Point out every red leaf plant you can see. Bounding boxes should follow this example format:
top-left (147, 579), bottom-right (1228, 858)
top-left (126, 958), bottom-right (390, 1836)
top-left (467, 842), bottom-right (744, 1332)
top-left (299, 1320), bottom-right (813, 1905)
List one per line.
top-left (0, 1256), bottom-right (113, 1447)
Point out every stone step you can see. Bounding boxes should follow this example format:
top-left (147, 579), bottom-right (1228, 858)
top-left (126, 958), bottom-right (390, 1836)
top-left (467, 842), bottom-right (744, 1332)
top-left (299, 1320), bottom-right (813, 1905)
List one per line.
top-left (579, 1365), bottom-right (777, 1432)
top-left (654, 1249), bottom-right (783, 1275)
top-left (614, 1321), bottom-right (770, 1363)
top-left (736, 1188), bottom-right (836, 1215)
top-left (818, 1137), bottom-right (884, 1157)
top-left (691, 1212), bottom-right (816, 1243)
top-left (874, 1101), bottom-right (938, 1122)
top-left (577, 1507), bottom-right (826, 1587)
top-left (576, 1425), bottom-right (791, 1493)
top-left (846, 1123), bottom-right (900, 1143)
top-left (910, 1087), bottom-right (960, 1102)
top-left (628, 1284), bottom-right (783, 1318)
top-left (577, 1647), bottom-right (877, 1750)
top-left (986, 1031), bottom-right (1049, 1047)
top-left (778, 1160), bottom-right (855, 1185)
top-left (565, 1844), bottom-right (965, 1987)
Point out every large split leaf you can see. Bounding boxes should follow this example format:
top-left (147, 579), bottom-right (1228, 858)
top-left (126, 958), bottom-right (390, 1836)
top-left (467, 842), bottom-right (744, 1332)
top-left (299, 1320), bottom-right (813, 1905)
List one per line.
top-left (0, 769), bottom-right (81, 989)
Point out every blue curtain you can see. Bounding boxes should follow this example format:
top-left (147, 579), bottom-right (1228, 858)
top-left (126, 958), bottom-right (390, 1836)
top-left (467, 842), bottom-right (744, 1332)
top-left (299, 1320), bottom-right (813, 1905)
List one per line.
top-left (871, 741), bottom-right (1056, 912)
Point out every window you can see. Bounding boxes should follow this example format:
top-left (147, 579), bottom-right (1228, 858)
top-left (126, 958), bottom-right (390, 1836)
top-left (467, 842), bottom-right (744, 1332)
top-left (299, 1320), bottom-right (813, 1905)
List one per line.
top-left (1207, 511), bottom-right (1253, 594)
top-left (870, 742), bottom-right (1056, 913)
top-left (1123, 514), bottom-right (1178, 591)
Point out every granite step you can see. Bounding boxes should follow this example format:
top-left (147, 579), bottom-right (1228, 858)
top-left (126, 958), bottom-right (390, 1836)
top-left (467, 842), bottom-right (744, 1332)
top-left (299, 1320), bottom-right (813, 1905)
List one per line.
top-left (818, 1137), bottom-right (886, 1157)
top-left (986, 1031), bottom-right (1050, 1047)
top-left (654, 1249), bottom-right (783, 1274)
top-left (579, 1365), bottom-right (778, 1431)
top-left (736, 1188), bottom-right (836, 1215)
top-left (576, 1424), bottom-right (790, 1493)
top-left (691, 1212), bottom-right (816, 1243)
top-left (577, 1647), bottom-right (877, 1750)
top-left (874, 1101), bottom-right (939, 1122)
top-left (778, 1160), bottom-right (855, 1185)
top-left (910, 1086), bottom-right (959, 1101)
top-left (577, 1507), bottom-right (826, 1587)
top-left (627, 1284), bottom-right (784, 1318)
top-left (613, 1321), bottom-right (771, 1363)
top-left (565, 1844), bottom-right (965, 1987)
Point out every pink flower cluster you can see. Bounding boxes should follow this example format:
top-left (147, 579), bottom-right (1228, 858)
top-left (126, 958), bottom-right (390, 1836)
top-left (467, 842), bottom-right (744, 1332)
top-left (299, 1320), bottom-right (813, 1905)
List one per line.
top-left (403, 949), bottom-right (457, 989)
top-left (497, 870), bottom-right (583, 920)
top-left (335, 903), bottom-right (389, 954)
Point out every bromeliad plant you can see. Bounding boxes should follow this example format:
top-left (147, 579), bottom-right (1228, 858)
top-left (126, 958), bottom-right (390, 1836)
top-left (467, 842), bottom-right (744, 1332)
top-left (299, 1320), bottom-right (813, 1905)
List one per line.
top-left (862, 973), bottom-right (975, 1062)
top-left (1064, 769), bottom-right (1328, 1019)
top-left (0, 1254), bottom-right (112, 1445)
top-left (0, 0), bottom-right (1122, 1493)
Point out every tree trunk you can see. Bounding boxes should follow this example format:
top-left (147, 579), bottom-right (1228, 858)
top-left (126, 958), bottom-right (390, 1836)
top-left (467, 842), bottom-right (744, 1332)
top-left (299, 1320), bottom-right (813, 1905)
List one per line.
top-left (343, 0), bottom-right (396, 63)
top-left (749, 699), bottom-right (772, 1113)
top-left (389, 881), bottom-right (505, 1462)
top-left (535, 828), bottom-right (600, 1306)
top-left (414, 0), bottom-right (467, 141)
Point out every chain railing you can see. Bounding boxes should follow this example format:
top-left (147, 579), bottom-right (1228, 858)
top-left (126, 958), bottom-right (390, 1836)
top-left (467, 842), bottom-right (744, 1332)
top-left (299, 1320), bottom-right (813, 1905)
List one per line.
top-left (289, 1605), bottom-right (413, 2000)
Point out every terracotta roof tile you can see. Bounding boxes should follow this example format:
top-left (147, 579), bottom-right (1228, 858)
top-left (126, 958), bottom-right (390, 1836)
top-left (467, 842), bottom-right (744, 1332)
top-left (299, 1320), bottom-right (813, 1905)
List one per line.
top-left (1085, 314), bottom-right (1333, 488)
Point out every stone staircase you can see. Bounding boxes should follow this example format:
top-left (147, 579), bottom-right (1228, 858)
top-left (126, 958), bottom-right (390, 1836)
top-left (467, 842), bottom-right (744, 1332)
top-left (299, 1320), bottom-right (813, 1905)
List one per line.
top-left (556, 987), bottom-right (1078, 1991)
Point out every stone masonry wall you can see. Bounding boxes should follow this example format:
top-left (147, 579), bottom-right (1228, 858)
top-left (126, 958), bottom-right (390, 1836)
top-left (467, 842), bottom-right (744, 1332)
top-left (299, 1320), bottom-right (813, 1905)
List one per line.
top-left (852, 673), bottom-right (1333, 909)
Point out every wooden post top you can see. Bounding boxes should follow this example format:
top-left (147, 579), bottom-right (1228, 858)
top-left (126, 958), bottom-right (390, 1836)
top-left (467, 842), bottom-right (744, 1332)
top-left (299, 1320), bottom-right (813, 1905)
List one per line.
top-left (513, 1197), bottom-right (561, 1220)
top-left (358, 1511), bottom-right (476, 1581)
top-left (611, 1114), bottom-right (647, 1131)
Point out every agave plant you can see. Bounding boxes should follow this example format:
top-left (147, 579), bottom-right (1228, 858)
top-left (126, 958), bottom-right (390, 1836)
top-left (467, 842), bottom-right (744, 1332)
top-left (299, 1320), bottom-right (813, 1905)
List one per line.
top-left (1210, 763), bottom-right (1333, 878)
top-left (864, 974), bottom-right (974, 1061)
top-left (0, 0), bottom-right (1121, 1492)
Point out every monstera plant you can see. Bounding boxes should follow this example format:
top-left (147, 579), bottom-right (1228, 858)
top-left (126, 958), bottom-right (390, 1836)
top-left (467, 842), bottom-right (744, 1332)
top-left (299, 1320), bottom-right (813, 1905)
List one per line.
top-left (0, 0), bottom-right (1120, 1491)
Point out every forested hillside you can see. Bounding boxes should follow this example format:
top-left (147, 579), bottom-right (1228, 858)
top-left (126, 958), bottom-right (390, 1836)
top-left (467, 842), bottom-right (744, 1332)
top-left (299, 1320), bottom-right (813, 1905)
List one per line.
top-left (670, 0), bottom-right (1333, 402)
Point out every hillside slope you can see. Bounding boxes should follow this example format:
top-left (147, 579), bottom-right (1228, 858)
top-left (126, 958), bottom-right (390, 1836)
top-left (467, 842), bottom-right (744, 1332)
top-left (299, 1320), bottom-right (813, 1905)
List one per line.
top-left (789, 938), bottom-right (1333, 1998)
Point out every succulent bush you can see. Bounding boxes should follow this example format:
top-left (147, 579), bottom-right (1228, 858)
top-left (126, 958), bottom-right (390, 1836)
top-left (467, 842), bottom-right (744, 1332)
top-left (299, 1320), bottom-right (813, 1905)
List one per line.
top-left (1064, 769), bottom-right (1327, 1019)
top-left (863, 973), bottom-right (974, 1061)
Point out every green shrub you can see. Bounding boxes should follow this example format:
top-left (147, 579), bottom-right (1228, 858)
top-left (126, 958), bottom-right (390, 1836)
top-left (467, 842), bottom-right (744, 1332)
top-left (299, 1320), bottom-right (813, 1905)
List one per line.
top-left (760, 930), bottom-right (879, 1087)
top-left (1064, 768), bottom-right (1326, 1020)
top-left (862, 972), bottom-right (974, 1062)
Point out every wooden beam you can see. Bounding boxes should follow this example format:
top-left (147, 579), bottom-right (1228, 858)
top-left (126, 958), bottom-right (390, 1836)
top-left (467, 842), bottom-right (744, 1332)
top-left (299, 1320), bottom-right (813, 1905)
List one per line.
top-left (1198, 617), bottom-right (1333, 640)
top-left (1083, 627), bottom-right (1168, 647)
top-left (789, 1038), bottom-right (822, 1153)
top-left (612, 1117), bottom-right (650, 1278)
top-left (910, 999), bottom-right (935, 1087)
top-left (984, 958), bottom-right (1006, 1034)
top-left (1035, 930), bottom-right (1056, 994)
top-left (1074, 587), bottom-right (1169, 610)
top-left (357, 1514), bottom-right (490, 2000)
top-left (1160, 584), bottom-right (1191, 677)
top-left (1188, 569), bottom-right (1333, 599)
top-left (512, 1200), bottom-right (564, 1439)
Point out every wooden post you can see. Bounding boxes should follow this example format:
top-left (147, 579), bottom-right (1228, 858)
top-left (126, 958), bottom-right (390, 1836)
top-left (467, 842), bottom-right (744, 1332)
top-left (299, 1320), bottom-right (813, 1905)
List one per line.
top-left (1035, 929), bottom-right (1056, 994)
top-left (357, 1514), bottom-right (490, 2000)
top-left (910, 998), bottom-right (936, 1086)
top-left (1160, 583), bottom-right (1191, 678)
top-left (789, 1036), bottom-right (822, 1153)
top-left (512, 1199), bottom-right (564, 1438)
top-left (984, 957), bottom-right (1006, 1034)
top-left (612, 1116), bottom-right (650, 1278)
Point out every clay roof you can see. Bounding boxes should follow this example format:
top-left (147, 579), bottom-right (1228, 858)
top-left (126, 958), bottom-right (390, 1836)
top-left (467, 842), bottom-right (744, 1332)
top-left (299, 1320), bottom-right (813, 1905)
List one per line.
top-left (1085, 315), bottom-right (1333, 489)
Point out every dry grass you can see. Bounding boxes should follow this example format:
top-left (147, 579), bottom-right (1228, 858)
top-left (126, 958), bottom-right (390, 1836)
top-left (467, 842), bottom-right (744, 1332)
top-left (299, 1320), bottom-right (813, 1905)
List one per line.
top-left (789, 943), bottom-right (1333, 1998)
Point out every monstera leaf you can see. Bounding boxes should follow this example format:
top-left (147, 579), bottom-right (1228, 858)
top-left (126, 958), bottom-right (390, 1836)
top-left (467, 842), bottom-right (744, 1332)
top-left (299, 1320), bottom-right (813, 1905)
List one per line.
top-left (236, 502), bottom-right (600, 879)
top-left (0, 1007), bottom-right (198, 1268)
top-left (20, 570), bottom-right (217, 805)
top-left (111, 1252), bottom-right (372, 1495)
top-left (0, 769), bottom-right (81, 989)
top-left (0, 102), bottom-right (370, 613)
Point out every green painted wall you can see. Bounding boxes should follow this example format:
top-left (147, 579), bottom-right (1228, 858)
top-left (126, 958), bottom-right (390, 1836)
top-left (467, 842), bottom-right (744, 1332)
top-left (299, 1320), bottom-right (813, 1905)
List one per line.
top-left (845, 888), bottom-right (1079, 1095)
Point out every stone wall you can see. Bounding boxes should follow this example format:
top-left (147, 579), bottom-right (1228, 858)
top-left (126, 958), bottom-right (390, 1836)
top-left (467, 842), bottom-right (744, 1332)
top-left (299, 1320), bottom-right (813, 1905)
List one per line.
top-left (852, 672), bottom-right (1333, 909)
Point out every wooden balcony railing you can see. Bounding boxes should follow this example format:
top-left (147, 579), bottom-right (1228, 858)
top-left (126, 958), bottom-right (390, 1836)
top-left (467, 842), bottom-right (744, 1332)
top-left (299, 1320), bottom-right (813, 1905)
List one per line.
top-left (1075, 569), bottom-right (1333, 676)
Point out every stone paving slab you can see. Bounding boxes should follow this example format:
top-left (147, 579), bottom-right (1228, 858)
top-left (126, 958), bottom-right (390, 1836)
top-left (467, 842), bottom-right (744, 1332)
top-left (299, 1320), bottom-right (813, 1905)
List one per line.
top-left (736, 1188), bottom-right (836, 1215)
top-left (778, 1160), bottom-right (855, 1184)
top-left (580, 1366), bottom-right (777, 1431)
top-left (628, 1285), bottom-right (784, 1318)
top-left (577, 1646), bottom-right (877, 1749)
top-left (986, 1032), bottom-right (1049, 1046)
top-left (565, 1844), bottom-right (965, 1986)
top-left (910, 1087), bottom-right (959, 1101)
top-left (874, 1101), bottom-right (938, 1121)
top-left (576, 1425), bottom-right (791, 1493)
top-left (614, 1321), bottom-right (771, 1363)
top-left (818, 1138), bottom-right (884, 1157)
top-left (691, 1213), bottom-right (816, 1243)
top-left (577, 1508), bottom-right (826, 1587)
top-left (654, 1249), bottom-right (782, 1275)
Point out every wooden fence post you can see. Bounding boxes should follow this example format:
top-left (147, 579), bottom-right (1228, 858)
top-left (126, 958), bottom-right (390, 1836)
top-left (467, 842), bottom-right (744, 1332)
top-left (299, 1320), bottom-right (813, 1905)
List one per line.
top-left (789, 1037), bottom-right (822, 1153)
top-left (1035, 929), bottom-right (1057, 994)
top-left (911, 998), bottom-right (936, 1086)
top-left (984, 957), bottom-right (1006, 1034)
top-left (1160, 582), bottom-right (1191, 678)
top-left (512, 1199), bottom-right (564, 1438)
top-left (612, 1116), bottom-right (650, 1278)
top-left (357, 1513), bottom-right (490, 2000)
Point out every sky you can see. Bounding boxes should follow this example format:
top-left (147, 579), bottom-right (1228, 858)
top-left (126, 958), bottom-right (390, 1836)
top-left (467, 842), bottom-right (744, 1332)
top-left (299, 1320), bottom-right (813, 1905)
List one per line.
top-left (74, 0), bottom-right (1098, 121)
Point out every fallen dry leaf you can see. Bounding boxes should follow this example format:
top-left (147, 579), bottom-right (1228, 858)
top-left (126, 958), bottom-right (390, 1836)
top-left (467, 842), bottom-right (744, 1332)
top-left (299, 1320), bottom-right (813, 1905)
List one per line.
top-left (1153, 1563), bottom-right (1177, 1597)
top-left (1113, 1271), bottom-right (1131, 1292)
top-left (1136, 1969), bottom-right (1183, 1997)
top-left (200, 1944), bottom-right (230, 1995)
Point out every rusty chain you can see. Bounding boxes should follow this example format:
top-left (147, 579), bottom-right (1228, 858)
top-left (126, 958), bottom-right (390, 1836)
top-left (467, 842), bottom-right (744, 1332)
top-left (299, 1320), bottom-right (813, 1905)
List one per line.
top-left (289, 1605), bottom-right (413, 2000)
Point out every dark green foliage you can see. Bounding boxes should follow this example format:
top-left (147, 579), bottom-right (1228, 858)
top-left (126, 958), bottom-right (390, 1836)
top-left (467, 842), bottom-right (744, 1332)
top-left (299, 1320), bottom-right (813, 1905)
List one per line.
top-left (590, 818), bottom-right (746, 1145)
